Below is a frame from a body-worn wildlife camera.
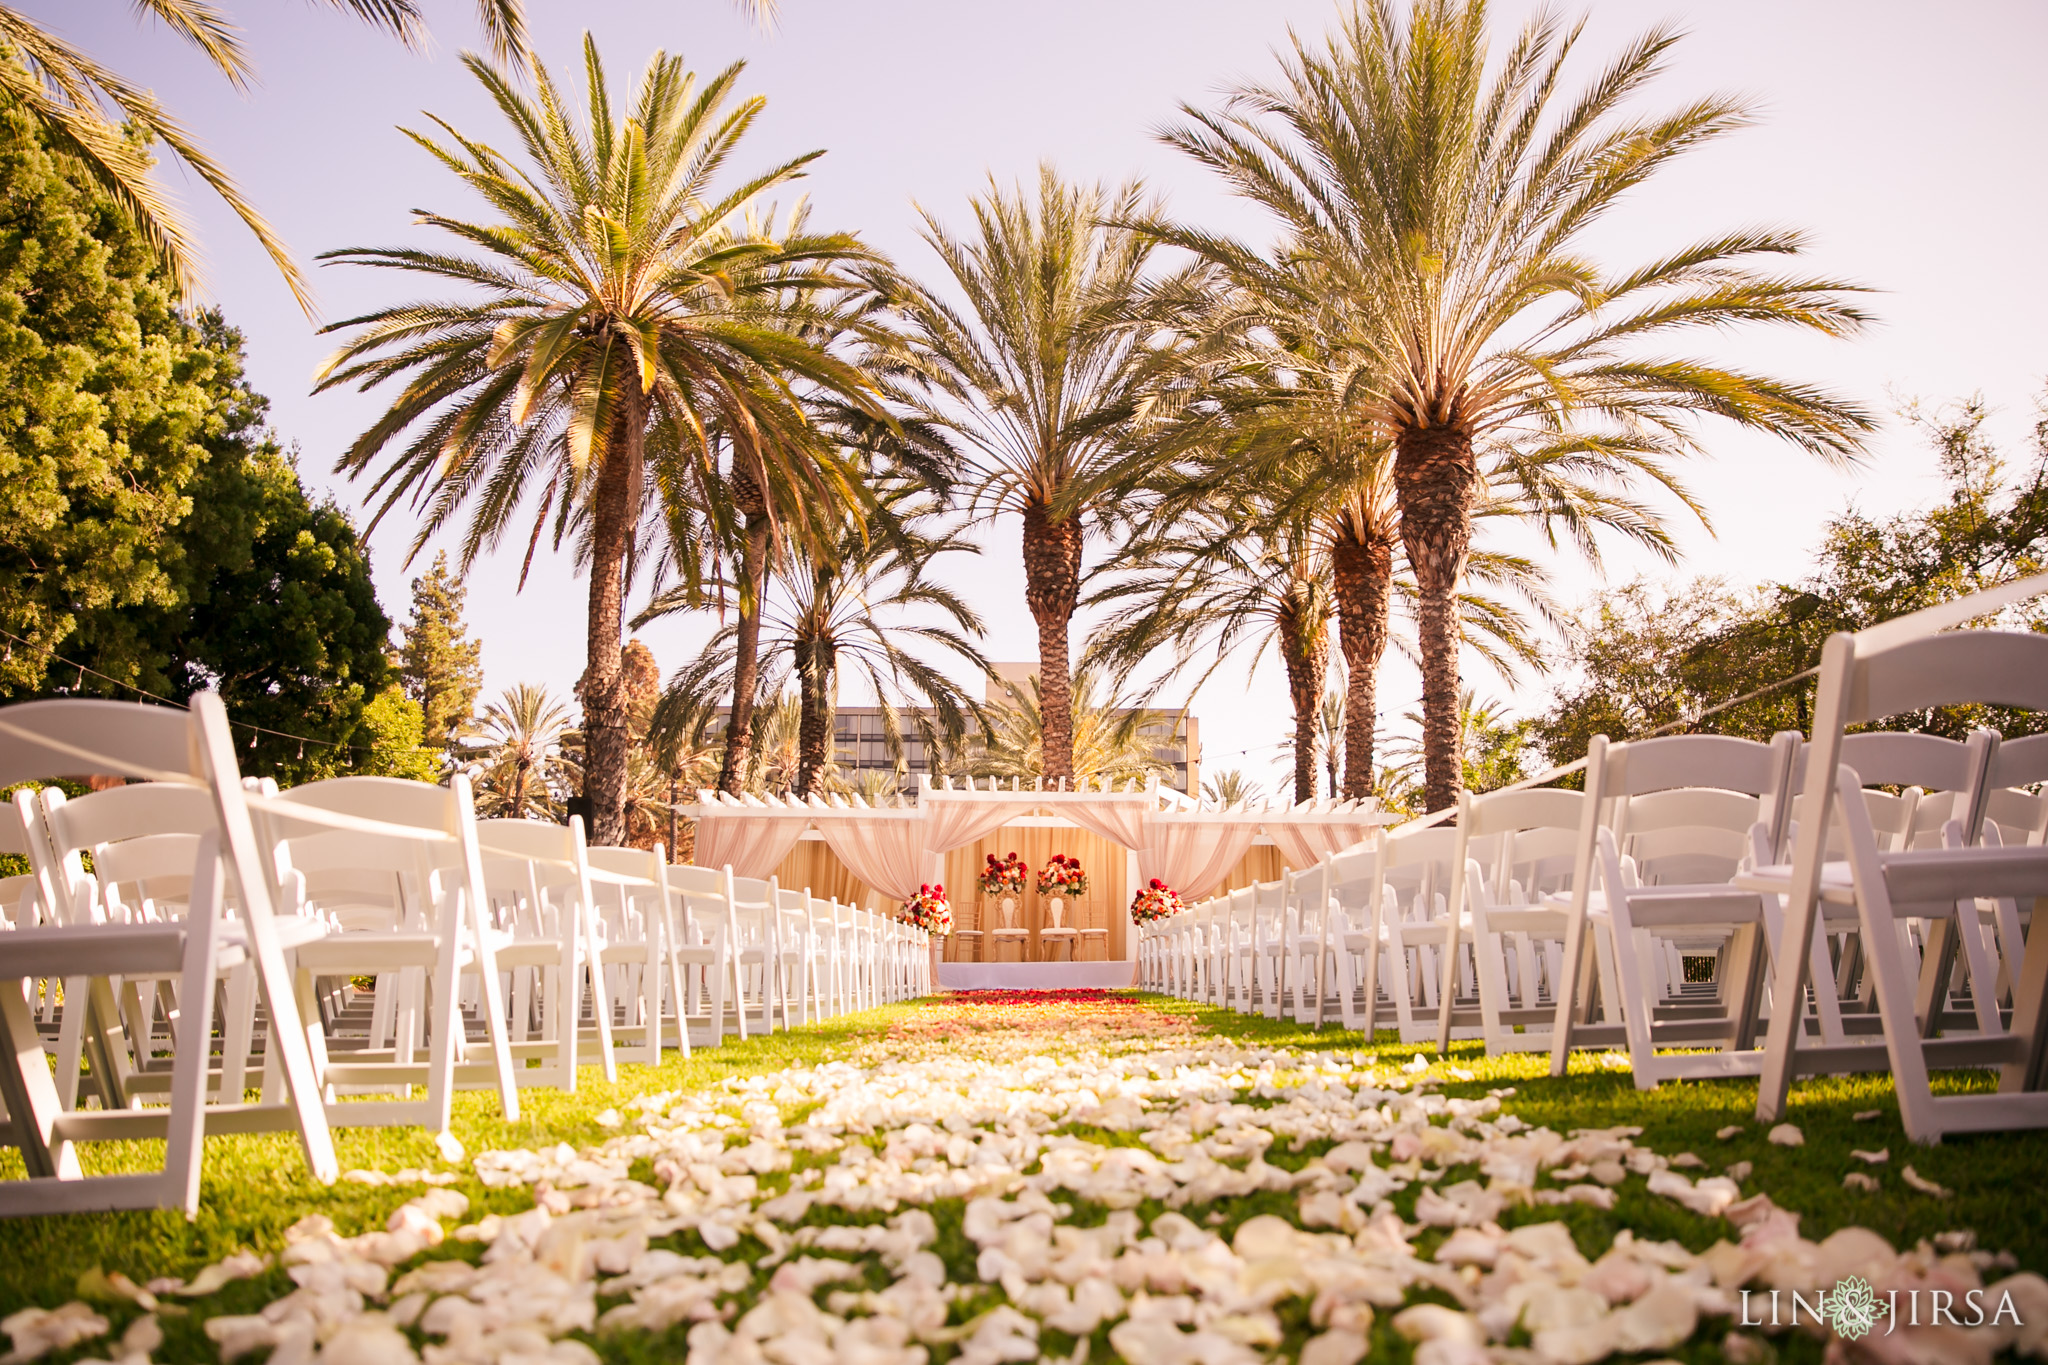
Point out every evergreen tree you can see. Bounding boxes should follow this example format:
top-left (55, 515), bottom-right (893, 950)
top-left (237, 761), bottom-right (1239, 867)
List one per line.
top-left (398, 551), bottom-right (484, 752)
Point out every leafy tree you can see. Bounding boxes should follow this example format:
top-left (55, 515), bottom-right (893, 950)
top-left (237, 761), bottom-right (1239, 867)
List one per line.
top-left (318, 39), bottom-right (884, 844)
top-left (1535, 394), bottom-right (2048, 764)
top-left (1159, 0), bottom-right (1873, 812)
top-left (355, 685), bottom-right (439, 782)
top-left (156, 424), bottom-right (397, 785)
top-left (0, 101), bottom-right (394, 783)
top-left (397, 552), bottom-right (483, 754)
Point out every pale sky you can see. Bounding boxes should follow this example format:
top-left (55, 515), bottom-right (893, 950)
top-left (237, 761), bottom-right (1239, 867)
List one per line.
top-left (44, 0), bottom-right (2048, 793)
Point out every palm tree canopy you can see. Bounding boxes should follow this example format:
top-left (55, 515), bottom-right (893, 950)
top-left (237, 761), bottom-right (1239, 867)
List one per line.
top-left (315, 37), bottom-right (886, 575)
top-left (1155, 0), bottom-right (1876, 460)
top-left (892, 165), bottom-right (1176, 521)
top-left (643, 489), bottom-right (992, 784)
top-left (460, 682), bottom-right (578, 818)
top-left (962, 672), bottom-right (1174, 789)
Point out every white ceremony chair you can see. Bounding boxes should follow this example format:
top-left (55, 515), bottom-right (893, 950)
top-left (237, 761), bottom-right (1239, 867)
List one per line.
top-left (473, 818), bottom-right (614, 1090)
top-left (261, 775), bottom-right (519, 1132)
top-left (1316, 843), bottom-right (1385, 1034)
top-left (1754, 627), bottom-right (2048, 1142)
top-left (665, 863), bottom-right (737, 1047)
top-left (1352, 826), bottom-right (1464, 1043)
top-left (0, 694), bottom-right (336, 1217)
top-left (1546, 731), bottom-right (1800, 1088)
top-left (1433, 787), bottom-right (1588, 1056)
top-left (727, 875), bottom-right (785, 1034)
top-left (584, 842), bottom-right (672, 1067)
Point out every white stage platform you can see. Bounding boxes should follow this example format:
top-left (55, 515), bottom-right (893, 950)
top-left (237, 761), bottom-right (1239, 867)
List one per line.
top-left (936, 961), bottom-right (1139, 991)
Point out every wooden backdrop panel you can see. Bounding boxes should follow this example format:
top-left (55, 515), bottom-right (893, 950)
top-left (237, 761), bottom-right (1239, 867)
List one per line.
top-left (943, 826), bottom-right (1127, 963)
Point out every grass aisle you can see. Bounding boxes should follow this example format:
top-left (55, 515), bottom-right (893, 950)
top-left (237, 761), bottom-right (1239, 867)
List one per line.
top-left (1, 993), bottom-right (2044, 1364)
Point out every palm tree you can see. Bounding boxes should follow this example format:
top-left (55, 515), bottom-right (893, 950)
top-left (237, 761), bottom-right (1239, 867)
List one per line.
top-left (1202, 769), bottom-right (1265, 806)
top-left (463, 683), bottom-right (577, 819)
top-left (640, 683), bottom-right (721, 859)
top-left (1085, 508), bottom-right (1334, 802)
top-left (643, 489), bottom-right (990, 799)
top-left (892, 167), bottom-right (1176, 785)
top-left (316, 39), bottom-right (882, 844)
top-left (1159, 0), bottom-right (1874, 811)
top-left (962, 671), bottom-right (1171, 789)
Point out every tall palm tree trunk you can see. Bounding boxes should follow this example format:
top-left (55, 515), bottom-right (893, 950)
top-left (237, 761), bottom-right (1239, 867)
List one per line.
top-left (581, 386), bottom-right (647, 846)
top-left (1331, 528), bottom-right (1394, 801)
top-left (718, 476), bottom-right (772, 794)
top-left (1022, 503), bottom-right (1083, 785)
top-left (1277, 603), bottom-right (1329, 804)
top-left (1394, 425), bottom-right (1480, 815)
top-left (793, 634), bottom-right (833, 798)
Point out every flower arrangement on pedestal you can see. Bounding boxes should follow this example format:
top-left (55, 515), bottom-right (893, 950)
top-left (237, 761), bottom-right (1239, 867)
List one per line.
top-left (902, 883), bottom-right (952, 936)
top-left (1129, 878), bottom-right (1184, 925)
top-left (978, 852), bottom-right (1028, 899)
top-left (1036, 854), bottom-right (1088, 898)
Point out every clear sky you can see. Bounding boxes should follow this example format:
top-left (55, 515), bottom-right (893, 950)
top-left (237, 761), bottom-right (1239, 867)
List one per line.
top-left (42, 0), bottom-right (2048, 792)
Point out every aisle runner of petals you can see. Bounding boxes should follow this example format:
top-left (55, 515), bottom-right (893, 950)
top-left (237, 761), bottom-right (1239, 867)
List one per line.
top-left (9, 991), bottom-right (2048, 1365)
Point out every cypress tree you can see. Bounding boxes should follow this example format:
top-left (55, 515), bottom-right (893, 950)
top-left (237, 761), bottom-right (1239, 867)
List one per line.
top-left (398, 551), bottom-right (484, 752)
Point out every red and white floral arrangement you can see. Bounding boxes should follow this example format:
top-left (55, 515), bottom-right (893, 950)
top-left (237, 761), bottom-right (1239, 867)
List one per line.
top-left (1037, 854), bottom-right (1089, 898)
top-left (902, 883), bottom-right (952, 936)
top-left (978, 851), bottom-right (1028, 898)
top-left (1129, 878), bottom-right (1184, 925)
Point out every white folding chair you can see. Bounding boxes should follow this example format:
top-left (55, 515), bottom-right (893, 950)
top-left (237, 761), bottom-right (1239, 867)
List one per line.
top-left (0, 694), bottom-right (336, 1216)
top-left (584, 843), bottom-right (671, 1067)
top-left (260, 775), bottom-right (519, 1131)
top-left (666, 863), bottom-right (737, 1047)
top-left (1755, 627), bottom-right (2048, 1141)
top-left (1434, 787), bottom-right (1587, 1056)
top-left (1547, 732), bottom-right (1799, 1088)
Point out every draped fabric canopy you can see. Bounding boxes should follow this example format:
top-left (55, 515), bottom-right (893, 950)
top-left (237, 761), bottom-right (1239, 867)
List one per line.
top-left (1061, 796), bottom-right (1152, 851)
top-left (685, 784), bottom-right (1389, 905)
top-left (1138, 814), bottom-right (1264, 901)
top-left (919, 792), bottom-right (1024, 857)
top-left (813, 810), bottom-right (927, 902)
top-left (691, 805), bottom-right (811, 881)
top-left (1266, 818), bottom-right (1382, 872)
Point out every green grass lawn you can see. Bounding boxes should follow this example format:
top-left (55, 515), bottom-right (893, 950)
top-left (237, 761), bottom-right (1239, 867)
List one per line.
top-left (3, 994), bottom-right (2045, 1363)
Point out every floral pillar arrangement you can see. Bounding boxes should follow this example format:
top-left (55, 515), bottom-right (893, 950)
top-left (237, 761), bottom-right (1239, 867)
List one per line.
top-left (1037, 854), bottom-right (1089, 930)
top-left (979, 852), bottom-right (1028, 931)
top-left (1129, 877), bottom-right (1184, 926)
top-left (903, 883), bottom-right (952, 937)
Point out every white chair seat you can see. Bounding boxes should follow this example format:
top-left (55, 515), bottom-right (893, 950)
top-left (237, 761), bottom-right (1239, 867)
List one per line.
top-left (0, 922), bottom-right (237, 978)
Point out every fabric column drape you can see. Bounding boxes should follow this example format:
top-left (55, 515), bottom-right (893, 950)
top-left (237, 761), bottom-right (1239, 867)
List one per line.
top-left (1267, 821), bottom-right (1380, 870)
top-left (815, 815), bottom-right (928, 904)
top-left (1062, 798), bottom-right (1151, 852)
top-left (920, 795), bottom-right (1019, 857)
top-left (1140, 818), bottom-right (1263, 902)
top-left (692, 814), bottom-right (811, 881)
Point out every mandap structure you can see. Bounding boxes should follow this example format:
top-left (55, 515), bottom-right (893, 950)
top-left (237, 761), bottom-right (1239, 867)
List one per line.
top-left (680, 775), bottom-right (1390, 989)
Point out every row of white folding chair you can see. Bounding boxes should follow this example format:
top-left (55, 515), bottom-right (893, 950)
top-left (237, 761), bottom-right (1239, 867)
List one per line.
top-left (0, 695), bottom-right (338, 1216)
top-left (1750, 627), bottom-right (2048, 1143)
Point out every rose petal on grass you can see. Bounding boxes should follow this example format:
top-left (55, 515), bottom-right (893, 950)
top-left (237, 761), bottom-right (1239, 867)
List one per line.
top-left (1851, 1148), bottom-right (1889, 1165)
top-left (1843, 1172), bottom-right (1879, 1192)
top-left (1766, 1124), bottom-right (1803, 1147)
top-left (1901, 1165), bottom-right (1952, 1198)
